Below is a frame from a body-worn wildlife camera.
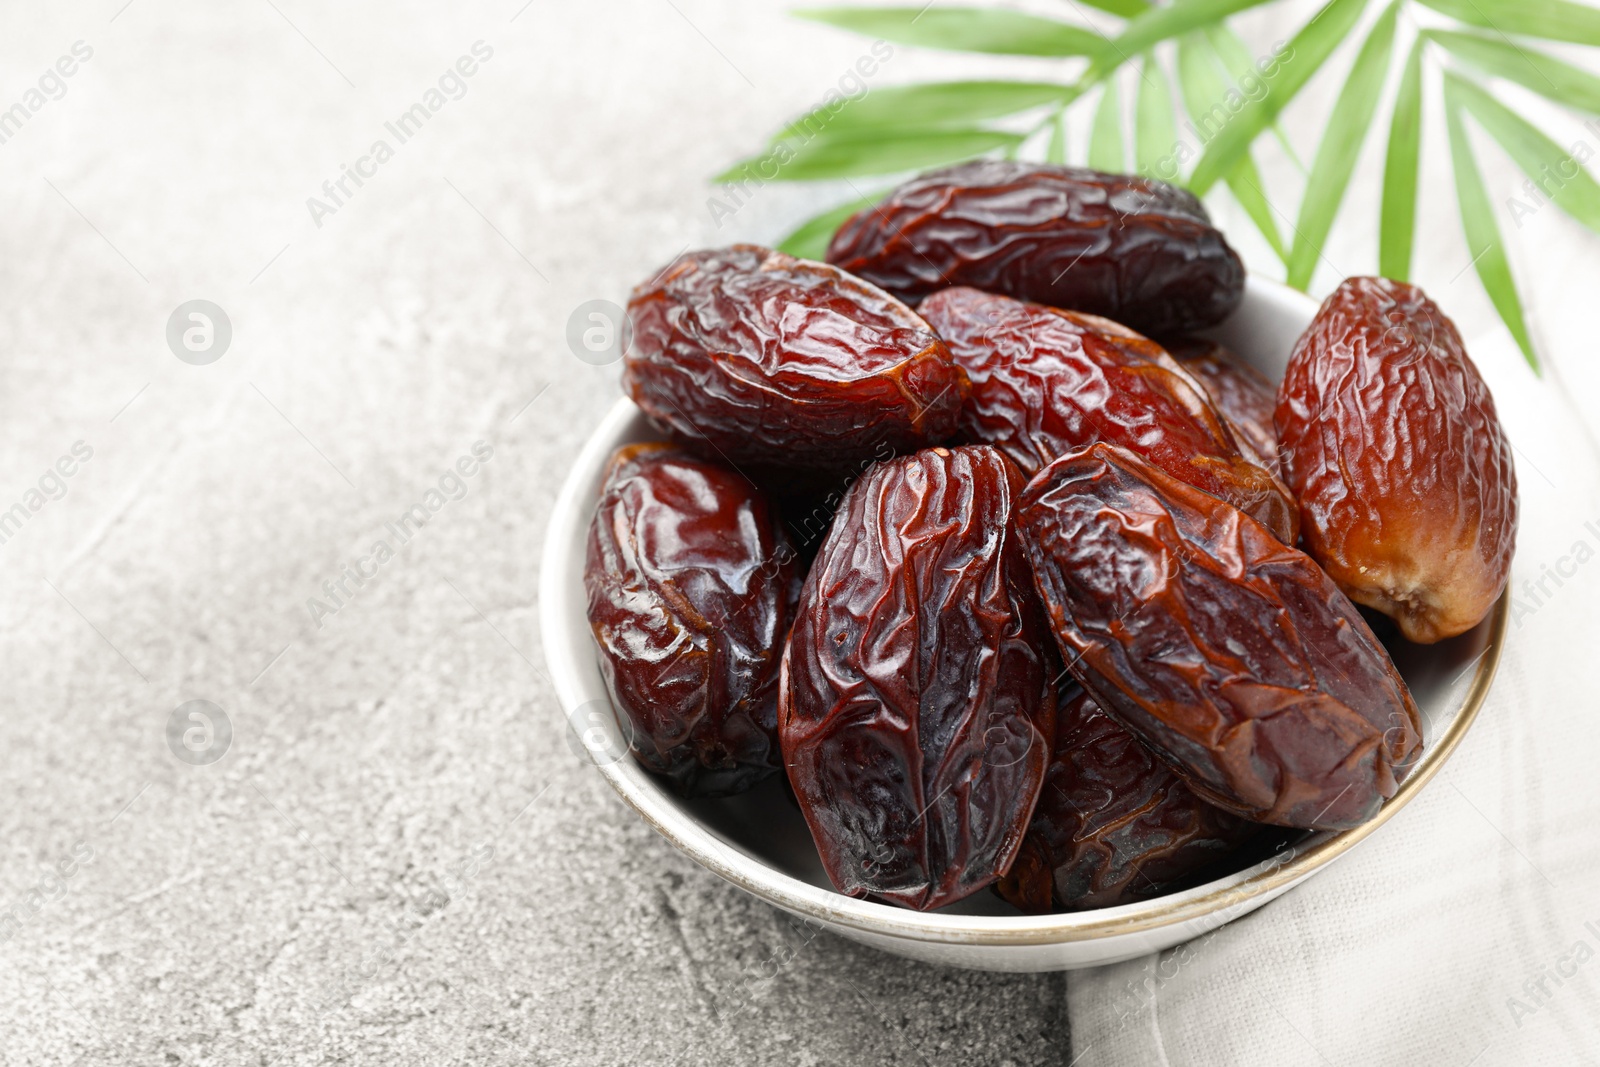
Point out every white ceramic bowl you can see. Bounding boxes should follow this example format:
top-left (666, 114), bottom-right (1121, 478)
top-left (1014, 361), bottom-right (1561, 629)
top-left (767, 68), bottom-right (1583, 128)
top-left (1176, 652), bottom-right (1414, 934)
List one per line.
top-left (539, 275), bottom-right (1506, 972)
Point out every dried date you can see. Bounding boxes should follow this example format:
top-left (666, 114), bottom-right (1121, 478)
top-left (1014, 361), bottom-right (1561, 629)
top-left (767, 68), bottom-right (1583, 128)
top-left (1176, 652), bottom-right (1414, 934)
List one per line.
top-left (825, 161), bottom-right (1245, 337)
top-left (920, 286), bottom-right (1298, 544)
top-left (1276, 278), bottom-right (1517, 643)
top-left (585, 443), bottom-right (800, 797)
top-left (996, 688), bottom-right (1265, 913)
top-left (780, 445), bottom-right (1055, 910)
top-left (1167, 337), bottom-right (1281, 470)
top-left (1017, 443), bottom-right (1422, 830)
top-left (624, 245), bottom-right (967, 471)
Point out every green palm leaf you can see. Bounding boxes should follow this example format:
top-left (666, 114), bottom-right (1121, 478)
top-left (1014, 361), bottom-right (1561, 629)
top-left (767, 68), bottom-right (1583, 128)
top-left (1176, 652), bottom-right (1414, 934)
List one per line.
top-left (1285, 0), bottom-right (1399, 289)
top-left (1446, 71), bottom-right (1600, 233)
top-left (1204, 25), bottom-right (1303, 169)
top-left (1379, 38), bottom-right (1425, 280)
top-left (719, 0), bottom-right (1600, 376)
top-left (795, 6), bottom-right (1105, 56)
top-left (1089, 80), bottom-right (1126, 171)
top-left (1189, 0), bottom-right (1371, 194)
top-left (1444, 81), bottom-right (1539, 370)
top-left (1046, 110), bottom-right (1068, 164)
top-left (1135, 55), bottom-right (1179, 176)
top-left (1416, 0), bottom-right (1600, 46)
top-left (773, 81), bottom-right (1074, 141)
top-left (1174, 33), bottom-right (1286, 261)
top-left (1077, 0), bottom-right (1153, 16)
top-left (1084, 0), bottom-right (1279, 82)
top-left (716, 128), bottom-right (1025, 182)
top-left (1430, 30), bottom-right (1600, 116)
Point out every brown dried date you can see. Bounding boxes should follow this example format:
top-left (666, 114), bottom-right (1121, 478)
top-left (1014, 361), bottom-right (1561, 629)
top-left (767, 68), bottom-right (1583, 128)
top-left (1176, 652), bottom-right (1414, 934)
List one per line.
top-left (1276, 278), bottom-right (1517, 643)
top-left (996, 688), bottom-right (1265, 913)
top-left (585, 443), bottom-right (800, 797)
top-left (825, 161), bottom-right (1245, 337)
top-left (780, 445), bottom-right (1055, 910)
top-left (1167, 337), bottom-right (1281, 470)
top-left (624, 245), bottom-right (968, 471)
top-left (920, 287), bottom-right (1299, 544)
top-left (1017, 443), bottom-right (1422, 830)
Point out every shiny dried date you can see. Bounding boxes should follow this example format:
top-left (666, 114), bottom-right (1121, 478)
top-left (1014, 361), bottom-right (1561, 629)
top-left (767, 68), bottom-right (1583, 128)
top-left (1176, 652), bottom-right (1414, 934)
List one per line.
top-left (780, 445), bottom-right (1055, 911)
top-left (1017, 443), bottom-right (1423, 830)
top-left (825, 161), bottom-right (1245, 337)
top-left (920, 287), bottom-right (1298, 544)
top-left (1167, 337), bottom-right (1281, 470)
top-left (1276, 278), bottom-right (1517, 643)
top-left (624, 245), bottom-right (967, 471)
top-left (585, 443), bottom-right (800, 797)
top-left (996, 688), bottom-right (1265, 913)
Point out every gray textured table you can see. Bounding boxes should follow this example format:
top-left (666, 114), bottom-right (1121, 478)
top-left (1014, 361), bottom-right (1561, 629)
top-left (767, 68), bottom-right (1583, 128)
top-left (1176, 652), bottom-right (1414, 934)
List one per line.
top-left (0, 2), bottom-right (1072, 1062)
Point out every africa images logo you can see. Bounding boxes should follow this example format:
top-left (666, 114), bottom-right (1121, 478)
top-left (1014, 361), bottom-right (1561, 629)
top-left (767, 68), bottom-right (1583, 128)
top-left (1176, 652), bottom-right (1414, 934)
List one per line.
top-left (305, 41), bottom-right (494, 228)
top-left (0, 441), bottom-right (94, 548)
top-left (0, 40), bottom-right (93, 148)
top-left (305, 441), bottom-right (494, 627)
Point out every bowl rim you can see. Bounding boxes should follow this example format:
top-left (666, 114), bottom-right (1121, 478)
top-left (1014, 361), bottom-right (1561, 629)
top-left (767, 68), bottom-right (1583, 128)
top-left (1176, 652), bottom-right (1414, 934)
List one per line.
top-left (538, 275), bottom-right (1507, 946)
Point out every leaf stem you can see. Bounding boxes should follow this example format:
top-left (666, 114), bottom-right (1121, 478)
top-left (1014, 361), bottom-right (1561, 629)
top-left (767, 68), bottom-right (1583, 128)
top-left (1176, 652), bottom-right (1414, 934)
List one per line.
top-left (1023, 100), bottom-right (1074, 141)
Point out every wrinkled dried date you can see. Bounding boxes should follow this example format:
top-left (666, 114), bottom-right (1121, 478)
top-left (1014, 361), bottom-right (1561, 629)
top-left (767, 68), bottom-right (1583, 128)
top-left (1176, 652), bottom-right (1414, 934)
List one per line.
top-left (920, 287), bottom-right (1298, 544)
top-left (1168, 337), bottom-right (1281, 470)
top-left (1017, 443), bottom-right (1422, 830)
top-left (1276, 277), bottom-right (1517, 643)
top-left (585, 443), bottom-right (800, 797)
top-left (826, 161), bottom-right (1245, 336)
top-left (780, 445), bottom-right (1055, 910)
top-left (996, 688), bottom-right (1265, 913)
top-left (624, 245), bottom-right (968, 471)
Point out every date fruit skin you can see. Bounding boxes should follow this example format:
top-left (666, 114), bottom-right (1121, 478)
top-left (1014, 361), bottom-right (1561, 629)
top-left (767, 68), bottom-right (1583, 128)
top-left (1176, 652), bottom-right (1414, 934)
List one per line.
top-left (825, 161), bottom-right (1245, 337)
top-left (780, 445), bottom-right (1056, 911)
top-left (1017, 442), bottom-right (1423, 830)
top-left (1276, 277), bottom-right (1518, 643)
top-left (1168, 337), bottom-right (1281, 470)
top-left (585, 443), bottom-right (800, 798)
top-left (920, 287), bottom-right (1299, 544)
top-left (996, 688), bottom-right (1264, 913)
top-left (624, 245), bottom-right (968, 471)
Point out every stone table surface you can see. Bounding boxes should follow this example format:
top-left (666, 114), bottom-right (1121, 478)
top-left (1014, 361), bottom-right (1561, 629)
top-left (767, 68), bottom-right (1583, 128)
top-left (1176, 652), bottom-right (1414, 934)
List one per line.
top-left (0, 2), bottom-right (1076, 1063)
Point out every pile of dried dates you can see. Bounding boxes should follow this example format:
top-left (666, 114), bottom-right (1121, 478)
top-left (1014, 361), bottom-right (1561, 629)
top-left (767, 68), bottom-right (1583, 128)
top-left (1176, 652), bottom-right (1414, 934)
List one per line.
top-left (584, 161), bottom-right (1519, 914)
